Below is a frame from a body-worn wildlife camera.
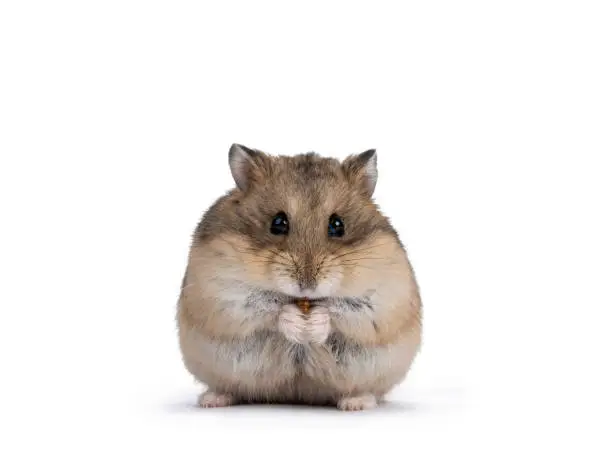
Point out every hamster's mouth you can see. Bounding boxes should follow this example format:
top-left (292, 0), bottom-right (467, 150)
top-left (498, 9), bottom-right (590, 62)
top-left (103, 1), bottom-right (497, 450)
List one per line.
top-left (275, 292), bottom-right (332, 306)
top-left (276, 278), bottom-right (340, 301)
top-left (283, 294), bottom-right (329, 303)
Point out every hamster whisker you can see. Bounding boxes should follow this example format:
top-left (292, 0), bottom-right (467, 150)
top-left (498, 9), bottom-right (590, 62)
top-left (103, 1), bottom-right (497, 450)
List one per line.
top-left (192, 254), bottom-right (289, 266)
top-left (314, 259), bottom-right (325, 279)
top-left (215, 237), bottom-right (292, 261)
top-left (330, 256), bottom-right (388, 263)
top-left (327, 243), bottom-right (388, 263)
top-left (319, 263), bottom-right (380, 271)
top-left (243, 260), bottom-right (294, 268)
top-left (267, 249), bottom-right (293, 263)
top-left (288, 252), bottom-right (300, 268)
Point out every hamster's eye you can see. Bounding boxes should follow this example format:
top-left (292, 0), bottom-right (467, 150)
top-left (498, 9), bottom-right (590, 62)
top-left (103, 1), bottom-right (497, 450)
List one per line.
top-left (270, 212), bottom-right (290, 236)
top-left (328, 214), bottom-right (345, 237)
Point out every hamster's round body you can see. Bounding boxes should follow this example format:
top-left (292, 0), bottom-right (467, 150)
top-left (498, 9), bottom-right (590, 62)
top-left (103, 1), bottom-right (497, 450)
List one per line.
top-left (177, 145), bottom-right (422, 411)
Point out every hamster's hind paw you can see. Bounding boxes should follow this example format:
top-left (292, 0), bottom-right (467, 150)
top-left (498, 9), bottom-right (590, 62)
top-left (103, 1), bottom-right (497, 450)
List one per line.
top-left (198, 390), bottom-right (235, 408)
top-left (337, 394), bottom-right (378, 411)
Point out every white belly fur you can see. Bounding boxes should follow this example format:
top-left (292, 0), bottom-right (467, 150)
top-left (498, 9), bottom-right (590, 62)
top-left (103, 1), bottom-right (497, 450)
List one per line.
top-left (179, 320), bottom-right (420, 404)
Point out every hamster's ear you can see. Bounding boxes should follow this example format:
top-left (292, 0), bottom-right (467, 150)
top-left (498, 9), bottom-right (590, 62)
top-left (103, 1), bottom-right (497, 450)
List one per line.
top-left (228, 143), bottom-right (269, 191)
top-left (342, 149), bottom-right (378, 197)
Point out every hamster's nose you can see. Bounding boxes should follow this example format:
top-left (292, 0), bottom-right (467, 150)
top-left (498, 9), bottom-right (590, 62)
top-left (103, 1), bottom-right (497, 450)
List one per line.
top-left (297, 273), bottom-right (317, 290)
top-left (295, 260), bottom-right (317, 292)
top-left (297, 277), bottom-right (316, 292)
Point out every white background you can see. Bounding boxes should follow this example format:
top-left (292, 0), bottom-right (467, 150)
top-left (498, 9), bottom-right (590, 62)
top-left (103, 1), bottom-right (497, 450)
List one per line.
top-left (1, 1), bottom-right (611, 457)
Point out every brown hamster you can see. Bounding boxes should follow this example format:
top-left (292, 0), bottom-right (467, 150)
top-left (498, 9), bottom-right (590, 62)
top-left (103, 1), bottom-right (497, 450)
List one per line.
top-left (176, 144), bottom-right (422, 410)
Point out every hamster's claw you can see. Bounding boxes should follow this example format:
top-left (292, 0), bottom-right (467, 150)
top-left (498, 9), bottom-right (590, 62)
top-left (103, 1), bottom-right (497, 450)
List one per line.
top-left (337, 394), bottom-right (378, 411)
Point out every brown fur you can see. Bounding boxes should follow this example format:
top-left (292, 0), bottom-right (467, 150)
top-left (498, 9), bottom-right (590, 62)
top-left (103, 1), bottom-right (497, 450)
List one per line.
top-left (177, 145), bottom-right (422, 409)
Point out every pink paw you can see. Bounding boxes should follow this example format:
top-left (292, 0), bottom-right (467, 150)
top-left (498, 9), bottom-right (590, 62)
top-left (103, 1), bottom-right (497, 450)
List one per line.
top-left (306, 307), bottom-right (331, 344)
top-left (198, 391), bottom-right (235, 408)
top-left (278, 304), bottom-right (307, 344)
top-left (337, 394), bottom-right (377, 411)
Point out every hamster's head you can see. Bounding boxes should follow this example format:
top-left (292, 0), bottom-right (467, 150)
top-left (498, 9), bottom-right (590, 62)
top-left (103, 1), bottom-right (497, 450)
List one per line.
top-left (195, 144), bottom-right (405, 299)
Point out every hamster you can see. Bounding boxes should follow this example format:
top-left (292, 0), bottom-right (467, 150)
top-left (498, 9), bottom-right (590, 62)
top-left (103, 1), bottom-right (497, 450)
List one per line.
top-left (176, 144), bottom-right (422, 411)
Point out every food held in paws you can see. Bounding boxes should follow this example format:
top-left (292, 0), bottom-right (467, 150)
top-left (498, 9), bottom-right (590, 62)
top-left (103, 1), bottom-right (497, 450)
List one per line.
top-left (296, 298), bottom-right (311, 313)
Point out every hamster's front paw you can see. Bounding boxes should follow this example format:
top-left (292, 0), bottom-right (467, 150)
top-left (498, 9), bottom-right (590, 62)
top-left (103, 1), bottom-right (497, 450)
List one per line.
top-left (278, 304), bottom-right (307, 344)
top-left (306, 307), bottom-right (331, 344)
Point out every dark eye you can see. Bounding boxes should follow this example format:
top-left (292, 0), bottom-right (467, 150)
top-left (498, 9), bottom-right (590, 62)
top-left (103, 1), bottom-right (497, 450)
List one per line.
top-left (270, 212), bottom-right (289, 235)
top-left (328, 214), bottom-right (345, 237)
